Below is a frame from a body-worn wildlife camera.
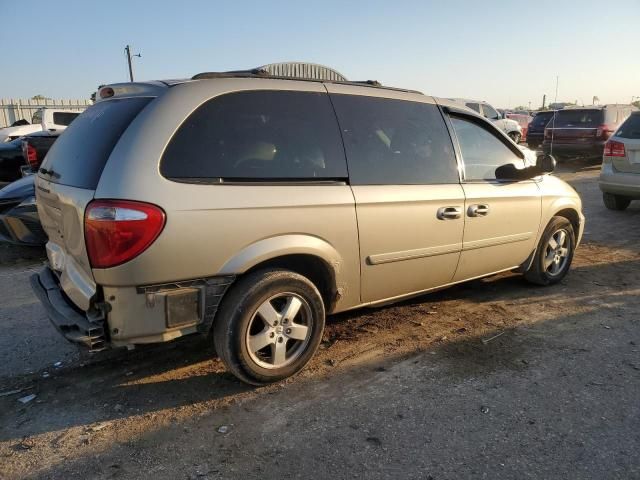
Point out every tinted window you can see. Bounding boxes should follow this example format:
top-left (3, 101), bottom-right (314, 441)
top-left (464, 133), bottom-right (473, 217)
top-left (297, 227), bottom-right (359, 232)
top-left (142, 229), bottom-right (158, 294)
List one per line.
top-left (482, 104), bottom-right (499, 120)
top-left (554, 109), bottom-right (603, 128)
top-left (41, 97), bottom-right (151, 189)
top-left (52, 112), bottom-right (80, 126)
top-left (161, 91), bottom-right (346, 181)
top-left (616, 114), bottom-right (640, 139)
top-left (331, 95), bottom-right (459, 185)
top-left (465, 102), bottom-right (481, 113)
top-left (530, 112), bottom-right (554, 128)
top-left (451, 116), bottom-right (523, 181)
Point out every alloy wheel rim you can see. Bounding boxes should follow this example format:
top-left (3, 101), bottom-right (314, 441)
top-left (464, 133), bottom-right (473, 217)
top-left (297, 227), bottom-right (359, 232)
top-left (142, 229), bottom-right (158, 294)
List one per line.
top-left (245, 293), bottom-right (313, 369)
top-left (544, 228), bottom-right (570, 276)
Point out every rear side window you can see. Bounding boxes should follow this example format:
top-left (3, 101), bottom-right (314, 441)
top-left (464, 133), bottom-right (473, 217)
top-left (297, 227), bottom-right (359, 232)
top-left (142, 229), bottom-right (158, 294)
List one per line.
top-left (330, 95), bottom-right (459, 185)
top-left (616, 114), bottom-right (640, 139)
top-left (554, 109), bottom-right (603, 128)
top-left (52, 112), bottom-right (80, 126)
top-left (41, 97), bottom-right (151, 189)
top-left (451, 116), bottom-right (523, 181)
top-left (161, 91), bottom-right (347, 181)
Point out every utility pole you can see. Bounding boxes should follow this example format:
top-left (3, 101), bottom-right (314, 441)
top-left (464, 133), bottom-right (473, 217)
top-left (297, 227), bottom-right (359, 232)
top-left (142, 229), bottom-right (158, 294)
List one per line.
top-left (124, 45), bottom-right (141, 82)
top-left (542, 94), bottom-right (546, 109)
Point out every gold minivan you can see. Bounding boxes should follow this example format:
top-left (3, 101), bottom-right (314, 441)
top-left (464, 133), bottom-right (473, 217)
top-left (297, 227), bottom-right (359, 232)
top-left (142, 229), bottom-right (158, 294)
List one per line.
top-left (30, 63), bottom-right (584, 384)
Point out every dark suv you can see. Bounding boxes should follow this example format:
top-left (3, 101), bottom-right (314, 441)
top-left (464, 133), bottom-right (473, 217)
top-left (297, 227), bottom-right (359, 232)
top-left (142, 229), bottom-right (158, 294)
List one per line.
top-left (526, 111), bottom-right (555, 149)
top-left (543, 105), bottom-right (638, 160)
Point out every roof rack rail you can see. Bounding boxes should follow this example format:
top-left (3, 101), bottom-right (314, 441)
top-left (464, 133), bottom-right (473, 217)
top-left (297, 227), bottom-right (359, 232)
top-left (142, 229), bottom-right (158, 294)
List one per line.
top-left (192, 62), bottom-right (348, 82)
top-left (191, 62), bottom-right (422, 94)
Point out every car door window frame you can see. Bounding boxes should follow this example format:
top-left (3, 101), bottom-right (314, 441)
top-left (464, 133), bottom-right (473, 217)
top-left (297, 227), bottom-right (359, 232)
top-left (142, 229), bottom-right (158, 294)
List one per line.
top-left (440, 108), bottom-right (526, 184)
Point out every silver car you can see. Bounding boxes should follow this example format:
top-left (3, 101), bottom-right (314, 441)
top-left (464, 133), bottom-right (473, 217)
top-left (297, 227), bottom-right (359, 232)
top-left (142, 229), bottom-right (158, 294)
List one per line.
top-left (599, 111), bottom-right (640, 210)
top-left (30, 63), bottom-right (584, 384)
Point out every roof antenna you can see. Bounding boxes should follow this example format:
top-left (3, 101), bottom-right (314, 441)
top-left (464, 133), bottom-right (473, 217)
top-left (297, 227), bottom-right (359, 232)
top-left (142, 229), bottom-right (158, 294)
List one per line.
top-left (550, 75), bottom-right (559, 158)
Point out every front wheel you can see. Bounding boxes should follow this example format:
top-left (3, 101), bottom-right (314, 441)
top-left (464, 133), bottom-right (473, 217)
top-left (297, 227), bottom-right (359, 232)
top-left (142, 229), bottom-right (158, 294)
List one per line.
top-left (508, 132), bottom-right (521, 144)
top-left (602, 192), bottom-right (631, 211)
top-left (213, 269), bottom-right (326, 385)
top-left (525, 216), bottom-right (575, 286)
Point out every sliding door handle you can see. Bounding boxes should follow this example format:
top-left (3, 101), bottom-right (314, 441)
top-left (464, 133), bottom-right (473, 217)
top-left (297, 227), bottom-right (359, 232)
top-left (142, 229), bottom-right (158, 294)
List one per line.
top-left (468, 204), bottom-right (490, 217)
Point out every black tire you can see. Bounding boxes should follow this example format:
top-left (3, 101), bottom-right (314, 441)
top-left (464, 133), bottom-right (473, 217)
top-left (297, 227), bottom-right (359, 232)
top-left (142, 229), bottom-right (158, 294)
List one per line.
top-left (213, 269), bottom-right (325, 385)
top-left (508, 132), bottom-right (521, 144)
top-left (525, 216), bottom-right (575, 286)
top-left (602, 192), bottom-right (631, 211)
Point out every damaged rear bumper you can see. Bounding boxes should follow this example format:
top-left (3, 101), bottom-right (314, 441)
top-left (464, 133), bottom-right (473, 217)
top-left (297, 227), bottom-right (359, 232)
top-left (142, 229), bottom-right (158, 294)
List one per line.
top-left (30, 267), bottom-right (107, 351)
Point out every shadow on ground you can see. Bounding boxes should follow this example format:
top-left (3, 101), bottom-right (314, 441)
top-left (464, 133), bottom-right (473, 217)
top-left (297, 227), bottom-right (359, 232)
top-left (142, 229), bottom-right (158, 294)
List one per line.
top-left (1, 257), bottom-right (638, 444)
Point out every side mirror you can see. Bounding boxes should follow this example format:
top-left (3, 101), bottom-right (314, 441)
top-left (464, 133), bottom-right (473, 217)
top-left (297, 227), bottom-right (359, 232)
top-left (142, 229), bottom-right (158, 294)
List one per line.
top-left (495, 155), bottom-right (556, 181)
top-left (536, 154), bottom-right (556, 173)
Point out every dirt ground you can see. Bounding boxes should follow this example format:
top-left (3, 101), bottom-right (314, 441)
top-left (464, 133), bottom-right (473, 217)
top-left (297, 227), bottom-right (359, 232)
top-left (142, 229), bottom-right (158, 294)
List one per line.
top-left (0, 161), bottom-right (638, 479)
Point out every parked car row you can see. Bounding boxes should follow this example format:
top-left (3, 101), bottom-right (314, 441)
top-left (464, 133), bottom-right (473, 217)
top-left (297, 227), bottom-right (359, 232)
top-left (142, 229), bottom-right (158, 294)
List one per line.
top-left (26, 62), bottom-right (584, 385)
top-left (542, 104), bottom-right (637, 161)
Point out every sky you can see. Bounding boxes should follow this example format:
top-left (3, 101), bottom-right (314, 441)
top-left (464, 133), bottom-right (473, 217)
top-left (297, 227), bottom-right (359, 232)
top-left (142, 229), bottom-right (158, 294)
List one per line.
top-left (1, 0), bottom-right (638, 108)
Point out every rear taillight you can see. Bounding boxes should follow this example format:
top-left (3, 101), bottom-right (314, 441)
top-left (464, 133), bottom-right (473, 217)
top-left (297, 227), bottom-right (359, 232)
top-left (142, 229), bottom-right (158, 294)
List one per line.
top-left (596, 124), bottom-right (614, 139)
top-left (604, 140), bottom-right (626, 158)
top-left (22, 141), bottom-right (38, 169)
top-left (84, 200), bottom-right (165, 268)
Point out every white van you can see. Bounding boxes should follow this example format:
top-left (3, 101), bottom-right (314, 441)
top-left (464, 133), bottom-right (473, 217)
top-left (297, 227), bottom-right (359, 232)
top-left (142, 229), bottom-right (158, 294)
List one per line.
top-left (0, 107), bottom-right (85, 142)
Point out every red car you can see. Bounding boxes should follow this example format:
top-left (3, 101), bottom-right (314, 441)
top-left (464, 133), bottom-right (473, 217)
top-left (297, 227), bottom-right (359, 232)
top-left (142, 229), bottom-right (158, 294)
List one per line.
top-left (506, 113), bottom-right (531, 143)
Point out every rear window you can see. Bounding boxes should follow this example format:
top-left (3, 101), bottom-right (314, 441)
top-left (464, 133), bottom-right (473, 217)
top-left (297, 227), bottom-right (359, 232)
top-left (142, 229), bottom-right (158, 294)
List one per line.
top-left (52, 111), bottom-right (80, 126)
top-left (554, 109), bottom-right (603, 128)
top-left (40, 97), bottom-right (151, 189)
top-left (161, 90), bottom-right (347, 181)
top-left (616, 114), bottom-right (640, 139)
top-left (530, 112), bottom-right (554, 128)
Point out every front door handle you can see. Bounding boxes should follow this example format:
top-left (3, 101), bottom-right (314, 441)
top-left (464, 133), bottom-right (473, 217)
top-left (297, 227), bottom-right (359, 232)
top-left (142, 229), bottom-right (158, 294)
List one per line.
top-left (468, 204), bottom-right (490, 217)
top-left (437, 206), bottom-right (462, 220)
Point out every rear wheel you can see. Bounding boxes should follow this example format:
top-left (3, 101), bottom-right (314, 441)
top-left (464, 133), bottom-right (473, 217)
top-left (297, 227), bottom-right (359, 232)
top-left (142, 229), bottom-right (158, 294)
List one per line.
top-left (213, 269), bottom-right (325, 385)
top-left (525, 216), bottom-right (575, 286)
top-left (508, 132), bottom-right (521, 143)
top-left (602, 192), bottom-right (631, 211)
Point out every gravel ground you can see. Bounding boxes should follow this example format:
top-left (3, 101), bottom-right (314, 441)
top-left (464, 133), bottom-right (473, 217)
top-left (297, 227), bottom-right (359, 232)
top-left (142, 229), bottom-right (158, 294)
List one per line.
top-left (0, 160), bottom-right (638, 479)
